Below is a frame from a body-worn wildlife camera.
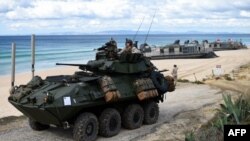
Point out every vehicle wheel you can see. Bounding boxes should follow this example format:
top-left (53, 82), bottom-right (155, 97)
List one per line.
top-left (73, 112), bottom-right (99, 141)
top-left (143, 101), bottom-right (159, 124)
top-left (99, 108), bottom-right (121, 137)
top-left (28, 118), bottom-right (50, 131)
top-left (122, 104), bottom-right (144, 129)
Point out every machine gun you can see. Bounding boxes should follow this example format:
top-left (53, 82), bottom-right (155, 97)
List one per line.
top-left (97, 45), bottom-right (107, 51)
top-left (56, 59), bottom-right (105, 71)
top-left (56, 63), bottom-right (89, 71)
top-left (97, 38), bottom-right (117, 51)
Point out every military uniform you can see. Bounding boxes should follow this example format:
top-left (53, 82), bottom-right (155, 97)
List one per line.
top-left (119, 39), bottom-right (141, 54)
top-left (171, 66), bottom-right (178, 85)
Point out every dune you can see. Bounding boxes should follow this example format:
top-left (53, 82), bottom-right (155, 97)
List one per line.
top-left (0, 49), bottom-right (250, 118)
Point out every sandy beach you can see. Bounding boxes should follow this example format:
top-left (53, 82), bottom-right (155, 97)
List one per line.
top-left (153, 49), bottom-right (250, 81)
top-left (0, 49), bottom-right (250, 118)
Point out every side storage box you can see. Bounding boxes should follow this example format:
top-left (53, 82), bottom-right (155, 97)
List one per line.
top-left (99, 76), bottom-right (121, 102)
top-left (134, 78), bottom-right (158, 101)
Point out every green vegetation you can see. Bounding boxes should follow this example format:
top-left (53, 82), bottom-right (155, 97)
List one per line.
top-left (192, 81), bottom-right (205, 85)
top-left (185, 131), bottom-right (195, 141)
top-left (177, 79), bottom-right (204, 84)
top-left (177, 79), bottom-right (190, 83)
top-left (223, 74), bottom-right (233, 81)
top-left (185, 93), bottom-right (250, 141)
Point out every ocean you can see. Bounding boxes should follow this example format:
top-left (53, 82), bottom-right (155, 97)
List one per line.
top-left (0, 34), bottom-right (249, 76)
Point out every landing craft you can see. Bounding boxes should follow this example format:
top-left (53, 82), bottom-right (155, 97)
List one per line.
top-left (209, 39), bottom-right (247, 51)
top-left (8, 35), bottom-right (175, 141)
top-left (140, 40), bottom-right (218, 59)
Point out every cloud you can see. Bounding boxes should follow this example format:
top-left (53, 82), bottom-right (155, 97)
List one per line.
top-left (4, 0), bottom-right (131, 20)
top-left (0, 0), bottom-right (15, 13)
top-left (240, 10), bottom-right (250, 18)
top-left (0, 0), bottom-right (250, 34)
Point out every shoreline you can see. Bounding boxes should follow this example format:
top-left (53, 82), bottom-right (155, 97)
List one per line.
top-left (1, 49), bottom-right (250, 118)
top-left (1, 48), bottom-right (249, 78)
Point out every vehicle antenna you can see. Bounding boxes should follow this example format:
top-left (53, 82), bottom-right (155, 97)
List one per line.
top-left (144, 9), bottom-right (157, 44)
top-left (31, 34), bottom-right (35, 78)
top-left (133, 16), bottom-right (145, 41)
top-left (11, 43), bottom-right (16, 88)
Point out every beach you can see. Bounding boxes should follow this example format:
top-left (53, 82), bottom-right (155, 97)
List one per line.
top-left (153, 49), bottom-right (250, 81)
top-left (1, 49), bottom-right (250, 118)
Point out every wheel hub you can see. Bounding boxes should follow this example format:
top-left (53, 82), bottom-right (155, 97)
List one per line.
top-left (109, 116), bottom-right (118, 131)
top-left (133, 112), bottom-right (140, 123)
top-left (149, 108), bottom-right (156, 118)
top-left (86, 122), bottom-right (94, 136)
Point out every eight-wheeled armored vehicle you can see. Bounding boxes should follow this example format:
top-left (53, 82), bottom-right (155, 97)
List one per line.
top-left (8, 38), bottom-right (175, 141)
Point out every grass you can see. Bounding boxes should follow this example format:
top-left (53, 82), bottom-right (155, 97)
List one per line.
top-left (177, 79), bottom-right (205, 84)
top-left (192, 81), bottom-right (205, 84)
top-left (223, 74), bottom-right (233, 81)
top-left (185, 131), bottom-right (195, 141)
top-left (0, 115), bottom-right (26, 126)
top-left (185, 92), bottom-right (250, 141)
top-left (238, 75), bottom-right (247, 80)
top-left (177, 79), bottom-right (190, 83)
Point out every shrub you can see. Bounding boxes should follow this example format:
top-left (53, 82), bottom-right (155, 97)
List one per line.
top-left (177, 79), bottom-right (190, 83)
top-left (185, 93), bottom-right (250, 141)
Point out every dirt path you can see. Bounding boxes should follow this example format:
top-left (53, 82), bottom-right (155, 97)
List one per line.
top-left (138, 63), bottom-right (250, 141)
top-left (0, 83), bottom-right (234, 141)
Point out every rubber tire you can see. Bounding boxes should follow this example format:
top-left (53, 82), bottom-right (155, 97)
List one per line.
top-left (143, 101), bottom-right (159, 124)
top-left (151, 71), bottom-right (168, 93)
top-left (28, 118), bottom-right (50, 131)
top-left (122, 104), bottom-right (144, 129)
top-left (99, 108), bottom-right (121, 137)
top-left (73, 113), bottom-right (99, 141)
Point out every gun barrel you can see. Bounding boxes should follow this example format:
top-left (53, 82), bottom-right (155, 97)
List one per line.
top-left (56, 63), bottom-right (86, 66)
top-left (159, 69), bottom-right (169, 73)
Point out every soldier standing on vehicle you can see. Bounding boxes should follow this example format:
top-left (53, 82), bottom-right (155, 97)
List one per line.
top-left (97, 38), bottom-right (118, 59)
top-left (171, 64), bottom-right (178, 85)
top-left (119, 39), bottom-right (140, 54)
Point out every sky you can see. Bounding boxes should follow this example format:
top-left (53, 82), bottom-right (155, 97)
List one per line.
top-left (0, 0), bottom-right (250, 35)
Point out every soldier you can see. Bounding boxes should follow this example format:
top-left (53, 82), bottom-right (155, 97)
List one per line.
top-left (171, 64), bottom-right (178, 85)
top-left (106, 38), bottom-right (118, 59)
top-left (110, 38), bottom-right (117, 47)
top-left (98, 38), bottom-right (118, 59)
top-left (119, 39), bottom-right (141, 54)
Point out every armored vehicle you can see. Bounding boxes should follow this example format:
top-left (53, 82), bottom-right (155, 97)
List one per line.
top-left (8, 38), bottom-right (175, 141)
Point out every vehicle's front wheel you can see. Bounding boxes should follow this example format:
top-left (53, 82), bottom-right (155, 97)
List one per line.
top-left (73, 112), bottom-right (99, 141)
top-left (28, 118), bottom-right (50, 131)
top-left (143, 101), bottom-right (159, 124)
top-left (122, 104), bottom-right (144, 129)
top-left (99, 108), bottom-right (121, 137)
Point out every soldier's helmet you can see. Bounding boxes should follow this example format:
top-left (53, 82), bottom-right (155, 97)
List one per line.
top-left (110, 38), bottom-right (117, 47)
top-left (125, 38), bottom-right (133, 46)
top-left (104, 38), bottom-right (117, 48)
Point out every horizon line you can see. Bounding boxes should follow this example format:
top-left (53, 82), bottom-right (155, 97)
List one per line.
top-left (0, 33), bottom-right (250, 36)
